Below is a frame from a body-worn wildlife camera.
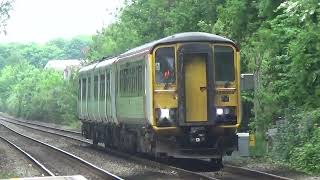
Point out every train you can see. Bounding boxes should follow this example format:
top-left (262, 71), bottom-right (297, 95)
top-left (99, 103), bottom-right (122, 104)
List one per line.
top-left (77, 32), bottom-right (241, 165)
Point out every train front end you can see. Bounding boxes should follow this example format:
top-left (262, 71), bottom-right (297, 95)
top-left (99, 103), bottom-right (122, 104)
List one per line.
top-left (149, 33), bottom-right (240, 160)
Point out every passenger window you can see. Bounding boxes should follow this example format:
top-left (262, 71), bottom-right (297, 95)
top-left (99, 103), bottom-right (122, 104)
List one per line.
top-left (78, 79), bottom-right (81, 100)
top-left (155, 47), bottom-right (175, 84)
top-left (100, 74), bottom-right (105, 99)
top-left (94, 76), bottom-right (98, 100)
top-left (138, 65), bottom-right (143, 95)
top-left (106, 72), bottom-right (110, 98)
top-left (82, 78), bottom-right (86, 100)
top-left (88, 77), bottom-right (91, 100)
top-left (123, 69), bottom-right (128, 96)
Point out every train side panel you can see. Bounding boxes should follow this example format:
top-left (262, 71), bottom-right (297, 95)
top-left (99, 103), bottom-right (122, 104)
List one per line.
top-left (97, 69), bottom-right (106, 122)
top-left (115, 56), bottom-right (146, 126)
top-left (111, 63), bottom-right (118, 124)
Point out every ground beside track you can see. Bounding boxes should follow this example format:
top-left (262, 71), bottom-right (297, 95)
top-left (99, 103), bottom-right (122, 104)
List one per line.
top-left (0, 120), bottom-right (213, 180)
top-left (2, 114), bottom-right (320, 180)
top-left (224, 155), bottom-right (319, 180)
top-left (0, 112), bottom-right (81, 132)
top-left (0, 131), bottom-right (45, 178)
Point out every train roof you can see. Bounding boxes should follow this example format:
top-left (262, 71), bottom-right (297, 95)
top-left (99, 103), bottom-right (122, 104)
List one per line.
top-left (95, 57), bottom-right (117, 69)
top-left (80, 32), bottom-right (238, 74)
top-left (79, 62), bottom-right (99, 74)
top-left (118, 32), bottom-right (238, 58)
top-left (79, 57), bottom-right (117, 74)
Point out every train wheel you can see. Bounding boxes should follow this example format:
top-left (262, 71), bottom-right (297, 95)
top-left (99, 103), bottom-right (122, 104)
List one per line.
top-left (210, 157), bottom-right (223, 169)
top-left (92, 130), bottom-right (98, 146)
top-left (127, 132), bottom-right (137, 153)
top-left (104, 126), bottom-right (111, 149)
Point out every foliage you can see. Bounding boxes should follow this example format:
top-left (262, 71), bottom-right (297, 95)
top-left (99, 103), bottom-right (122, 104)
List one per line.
top-left (289, 128), bottom-right (320, 173)
top-left (272, 108), bottom-right (320, 173)
top-left (0, 35), bottom-right (92, 68)
top-left (0, 62), bottom-right (78, 125)
top-left (86, 0), bottom-right (320, 173)
top-left (87, 0), bottom-right (226, 60)
top-left (0, 172), bottom-right (17, 179)
top-left (0, 0), bottom-right (317, 174)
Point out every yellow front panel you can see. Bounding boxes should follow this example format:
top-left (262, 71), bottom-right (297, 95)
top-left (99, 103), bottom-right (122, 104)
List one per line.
top-left (185, 55), bottom-right (207, 122)
top-left (154, 92), bottom-right (178, 108)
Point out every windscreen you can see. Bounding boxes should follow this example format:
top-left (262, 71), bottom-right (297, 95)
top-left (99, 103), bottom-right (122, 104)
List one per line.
top-left (214, 46), bottom-right (235, 82)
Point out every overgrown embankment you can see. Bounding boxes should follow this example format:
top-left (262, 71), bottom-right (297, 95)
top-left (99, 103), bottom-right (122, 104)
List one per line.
top-left (0, 62), bottom-right (79, 127)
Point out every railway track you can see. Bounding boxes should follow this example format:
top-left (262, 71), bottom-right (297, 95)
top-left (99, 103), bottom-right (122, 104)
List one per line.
top-left (0, 122), bottom-right (121, 180)
top-left (0, 116), bottom-right (294, 180)
top-left (0, 135), bottom-right (54, 177)
top-left (166, 158), bottom-right (293, 180)
top-left (0, 117), bottom-right (218, 180)
top-left (0, 115), bottom-right (81, 135)
top-left (221, 165), bottom-right (293, 180)
top-left (0, 117), bottom-right (85, 142)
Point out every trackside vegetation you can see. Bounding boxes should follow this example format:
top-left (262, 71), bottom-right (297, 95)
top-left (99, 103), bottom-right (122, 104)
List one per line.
top-left (0, 35), bottom-right (91, 126)
top-left (86, 0), bottom-right (320, 174)
top-left (0, 62), bottom-right (79, 126)
top-left (0, 0), bottom-right (318, 175)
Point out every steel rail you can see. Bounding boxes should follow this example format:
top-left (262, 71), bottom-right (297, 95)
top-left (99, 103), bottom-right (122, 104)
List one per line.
top-left (0, 118), bottom-right (85, 142)
top-left (0, 135), bottom-right (55, 176)
top-left (223, 165), bottom-right (294, 180)
top-left (1, 116), bottom-right (294, 180)
top-left (0, 117), bottom-right (218, 180)
top-left (0, 121), bottom-right (122, 180)
top-left (0, 116), bottom-right (81, 135)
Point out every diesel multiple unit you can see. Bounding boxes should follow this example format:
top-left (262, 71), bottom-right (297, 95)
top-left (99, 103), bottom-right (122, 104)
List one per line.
top-left (78, 32), bottom-right (241, 164)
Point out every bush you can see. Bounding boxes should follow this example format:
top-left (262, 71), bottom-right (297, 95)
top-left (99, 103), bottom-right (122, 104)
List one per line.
top-left (289, 128), bottom-right (320, 173)
top-left (271, 108), bottom-right (320, 174)
top-left (0, 62), bottom-right (78, 125)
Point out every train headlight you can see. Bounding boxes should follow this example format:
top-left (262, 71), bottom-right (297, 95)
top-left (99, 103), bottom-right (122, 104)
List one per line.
top-left (160, 109), bottom-right (170, 119)
top-left (155, 108), bottom-right (177, 127)
top-left (216, 108), bottom-right (223, 115)
top-left (216, 107), bottom-right (237, 124)
top-left (216, 107), bottom-right (234, 115)
top-left (224, 108), bottom-right (231, 115)
top-left (169, 109), bottom-right (176, 117)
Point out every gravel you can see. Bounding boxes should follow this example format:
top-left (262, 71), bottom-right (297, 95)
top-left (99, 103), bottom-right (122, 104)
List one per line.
top-left (0, 125), bottom-right (112, 180)
top-left (0, 112), bottom-right (80, 132)
top-left (224, 155), bottom-right (320, 180)
top-left (6, 116), bottom-right (317, 180)
top-left (0, 120), bottom-right (203, 180)
top-left (0, 130), bottom-right (45, 178)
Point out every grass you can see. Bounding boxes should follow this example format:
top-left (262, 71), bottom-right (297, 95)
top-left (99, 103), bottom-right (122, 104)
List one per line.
top-left (0, 172), bottom-right (18, 179)
top-left (67, 120), bottom-right (81, 130)
top-left (249, 132), bottom-right (267, 157)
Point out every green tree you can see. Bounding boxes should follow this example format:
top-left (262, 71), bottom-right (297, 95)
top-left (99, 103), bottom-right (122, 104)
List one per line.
top-left (87, 0), bottom-right (226, 59)
top-left (0, 36), bottom-right (92, 68)
top-left (86, 0), bottom-right (320, 173)
top-left (0, 61), bottom-right (78, 125)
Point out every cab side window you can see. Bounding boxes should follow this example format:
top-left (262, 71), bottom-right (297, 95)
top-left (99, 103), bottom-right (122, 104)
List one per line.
top-left (155, 47), bottom-right (175, 84)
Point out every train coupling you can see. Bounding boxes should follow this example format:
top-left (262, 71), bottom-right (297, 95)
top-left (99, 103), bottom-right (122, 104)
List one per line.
top-left (189, 127), bottom-right (206, 143)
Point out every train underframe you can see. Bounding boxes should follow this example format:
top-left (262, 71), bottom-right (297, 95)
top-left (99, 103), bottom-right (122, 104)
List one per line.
top-left (81, 120), bottom-right (238, 166)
